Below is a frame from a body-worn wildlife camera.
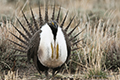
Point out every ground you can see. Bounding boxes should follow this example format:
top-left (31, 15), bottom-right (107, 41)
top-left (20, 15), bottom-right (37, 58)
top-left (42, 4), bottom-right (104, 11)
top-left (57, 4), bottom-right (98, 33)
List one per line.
top-left (1, 0), bottom-right (120, 80)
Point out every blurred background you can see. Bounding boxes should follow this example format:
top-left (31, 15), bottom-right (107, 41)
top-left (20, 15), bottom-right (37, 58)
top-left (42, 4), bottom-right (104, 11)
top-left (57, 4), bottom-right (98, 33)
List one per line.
top-left (1, 0), bottom-right (120, 25)
top-left (1, 0), bottom-right (120, 79)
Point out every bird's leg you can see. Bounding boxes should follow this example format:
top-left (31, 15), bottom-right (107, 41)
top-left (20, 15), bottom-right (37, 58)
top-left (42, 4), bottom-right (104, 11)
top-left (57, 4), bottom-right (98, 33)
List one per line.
top-left (52, 70), bottom-right (55, 77)
top-left (51, 70), bottom-right (56, 80)
top-left (45, 70), bottom-right (49, 79)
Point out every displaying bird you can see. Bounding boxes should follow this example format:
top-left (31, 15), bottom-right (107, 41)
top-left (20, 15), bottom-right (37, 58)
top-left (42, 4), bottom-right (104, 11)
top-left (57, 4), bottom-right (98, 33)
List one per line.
top-left (8, 0), bottom-right (84, 78)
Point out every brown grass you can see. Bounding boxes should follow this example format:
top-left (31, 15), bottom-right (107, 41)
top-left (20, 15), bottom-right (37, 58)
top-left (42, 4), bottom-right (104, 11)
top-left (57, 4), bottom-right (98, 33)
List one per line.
top-left (1, 0), bottom-right (120, 80)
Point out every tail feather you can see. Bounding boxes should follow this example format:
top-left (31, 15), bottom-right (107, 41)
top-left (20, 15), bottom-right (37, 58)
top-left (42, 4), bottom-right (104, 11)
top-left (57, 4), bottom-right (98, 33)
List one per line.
top-left (8, 39), bottom-right (27, 49)
top-left (51, 2), bottom-right (55, 20)
top-left (9, 32), bottom-right (28, 46)
top-left (12, 48), bottom-right (27, 53)
top-left (69, 28), bottom-right (85, 41)
top-left (30, 7), bottom-right (39, 31)
top-left (45, 0), bottom-right (48, 22)
top-left (38, 1), bottom-right (43, 27)
top-left (68, 20), bottom-right (80, 36)
top-left (64, 15), bottom-right (75, 32)
top-left (22, 11), bottom-right (34, 35)
top-left (60, 11), bottom-right (69, 28)
top-left (11, 22), bottom-right (29, 41)
top-left (71, 47), bottom-right (81, 51)
top-left (72, 38), bottom-right (84, 46)
top-left (56, 6), bottom-right (61, 22)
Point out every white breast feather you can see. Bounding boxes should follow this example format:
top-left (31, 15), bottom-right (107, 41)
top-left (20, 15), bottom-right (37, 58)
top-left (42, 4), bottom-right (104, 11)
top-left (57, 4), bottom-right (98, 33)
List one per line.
top-left (38, 23), bottom-right (54, 63)
top-left (37, 23), bottom-right (68, 68)
top-left (56, 27), bottom-right (68, 63)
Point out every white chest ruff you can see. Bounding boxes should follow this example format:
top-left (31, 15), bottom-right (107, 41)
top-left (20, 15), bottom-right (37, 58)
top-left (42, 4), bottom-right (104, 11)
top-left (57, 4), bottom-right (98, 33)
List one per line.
top-left (37, 23), bottom-right (68, 68)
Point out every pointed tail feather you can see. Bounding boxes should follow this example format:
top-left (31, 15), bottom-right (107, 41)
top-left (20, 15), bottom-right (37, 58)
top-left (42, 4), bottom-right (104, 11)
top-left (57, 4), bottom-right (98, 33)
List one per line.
top-left (22, 11), bottom-right (34, 35)
top-left (72, 38), bottom-right (84, 46)
top-left (38, 1), bottom-right (43, 27)
top-left (8, 39), bottom-right (27, 49)
top-left (56, 6), bottom-right (61, 22)
top-left (12, 48), bottom-right (27, 53)
top-left (9, 31), bottom-right (28, 46)
top-left (69, 28), bottom-right (85, 41)
top-left (11, 22), bottom-right (29, 41)
top-left (72, 47), bottom-right (81, 51)
top-left (13, 54), bottom-right (27, 57)
top-left (68, 20), bottom-right (80, 36)
top-left (30, 7), bottom-right (39, 31)
top-left (64, 15), bottom-right (75, 32)
top-left (60, 11), bottom-right (68, 28)
top-left (51, 2), bottom-right (55, 20)
top-left (45, 0), bottom-right (48, 22)
top-left (17, 15), bottom-right (32, 38)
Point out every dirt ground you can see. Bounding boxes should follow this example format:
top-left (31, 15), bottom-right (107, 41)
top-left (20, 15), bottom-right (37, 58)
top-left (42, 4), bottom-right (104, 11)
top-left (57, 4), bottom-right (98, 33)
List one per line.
top-left (0, 64), bottom-right (83, 80)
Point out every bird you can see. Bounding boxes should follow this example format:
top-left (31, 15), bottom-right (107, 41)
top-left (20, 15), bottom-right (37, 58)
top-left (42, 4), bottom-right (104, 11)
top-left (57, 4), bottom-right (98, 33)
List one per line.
top-left (8, 0), bottom-right (84, 78)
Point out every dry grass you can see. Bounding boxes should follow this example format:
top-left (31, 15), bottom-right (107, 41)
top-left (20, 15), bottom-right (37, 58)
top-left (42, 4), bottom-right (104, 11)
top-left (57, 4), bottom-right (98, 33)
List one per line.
top-left (1, 0), bottom-right (120, 80)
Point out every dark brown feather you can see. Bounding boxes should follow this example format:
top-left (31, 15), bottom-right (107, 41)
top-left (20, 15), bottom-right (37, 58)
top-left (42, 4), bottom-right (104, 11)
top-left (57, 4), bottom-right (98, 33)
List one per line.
top-left (68, 20), bottom-right (80, 36)
top-left (64, 15), bottom-right (75, 32)
top-left (30, 7), bottom-right (39, 31)
top-left (28, 29), bottom-right (41, 61)
top-left (13, 54), bottom-right (27, 57)
top-left (38, 1), bottom-right (43, 27)
top-left (71, 47), bottom-right (81, 51)
top-left (51, 2), bottom-right (55, 20)
top-left (8, 39), bottom-right (27, 49)
top-left (56, 6), bottom-right (61, 22)
top-left (12, 48), bottom-right (27, 53)
top-left (22, 11), bottom-right (34, 35)
top-left (72, 38), bottom-right (84, 46)
top-left (45, 0), bottom-right (48, 22)
top-left (9, 31), bottom-right (28, 46)
top-left (11, 22), bottom-right (29, 41)
top-left (60, 11), bottom-right (68, 28)
top-left (69, 28), bottom-right (85, 41)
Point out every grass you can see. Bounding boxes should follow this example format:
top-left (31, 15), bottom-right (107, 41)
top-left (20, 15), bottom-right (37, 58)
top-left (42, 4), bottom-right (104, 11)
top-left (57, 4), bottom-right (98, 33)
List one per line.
top-left (0, 0), bottom-right (120, 80)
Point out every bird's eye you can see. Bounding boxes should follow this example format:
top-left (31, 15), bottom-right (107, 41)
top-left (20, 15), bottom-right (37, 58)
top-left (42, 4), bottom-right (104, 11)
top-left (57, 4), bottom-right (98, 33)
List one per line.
top-left (52, 22), bottom-right (54, 25)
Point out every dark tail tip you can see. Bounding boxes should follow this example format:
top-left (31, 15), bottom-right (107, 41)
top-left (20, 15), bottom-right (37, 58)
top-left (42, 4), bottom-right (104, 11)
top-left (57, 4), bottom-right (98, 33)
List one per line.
top-left (56, 6), bottom-right (61, 23)
top-left (51, 2), bottom-right (55, 20)
top-left (45, 0), bottom-right (49, 22)
top-left (60, 11), bottom-right (69, 28)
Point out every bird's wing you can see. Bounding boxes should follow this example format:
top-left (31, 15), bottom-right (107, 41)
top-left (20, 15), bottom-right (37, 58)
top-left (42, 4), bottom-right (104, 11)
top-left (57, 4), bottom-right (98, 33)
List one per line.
top-left (27, 29), bottom-right (41, 73)
top-left (27, 29), bottom-right (49, 73)
top-left (27, 29), bottom-right (41, 62)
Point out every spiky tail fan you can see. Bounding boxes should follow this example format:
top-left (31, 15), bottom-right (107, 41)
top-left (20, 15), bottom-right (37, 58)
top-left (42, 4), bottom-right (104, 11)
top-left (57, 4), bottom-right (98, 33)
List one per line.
top-left (8, 0), bottom-right (85, 75)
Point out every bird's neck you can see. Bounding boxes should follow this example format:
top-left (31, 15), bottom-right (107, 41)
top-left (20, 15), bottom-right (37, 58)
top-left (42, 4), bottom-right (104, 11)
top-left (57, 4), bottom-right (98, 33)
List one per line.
top-left (49, 26), bottom-right (58, 40)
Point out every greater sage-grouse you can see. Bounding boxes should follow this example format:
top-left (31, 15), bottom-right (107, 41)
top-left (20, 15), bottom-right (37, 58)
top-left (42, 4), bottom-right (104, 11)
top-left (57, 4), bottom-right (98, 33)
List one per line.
top-left (9, 0), bottom-right (84, 77)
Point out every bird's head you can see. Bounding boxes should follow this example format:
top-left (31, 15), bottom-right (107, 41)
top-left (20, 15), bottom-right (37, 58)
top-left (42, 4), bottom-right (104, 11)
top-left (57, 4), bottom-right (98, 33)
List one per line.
top-left (48, 20), bottom-right (58, 29)
top-left (48, 20), bottom-right (58, 40)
